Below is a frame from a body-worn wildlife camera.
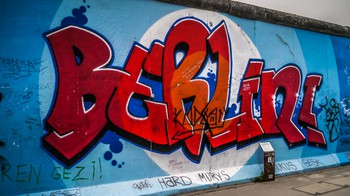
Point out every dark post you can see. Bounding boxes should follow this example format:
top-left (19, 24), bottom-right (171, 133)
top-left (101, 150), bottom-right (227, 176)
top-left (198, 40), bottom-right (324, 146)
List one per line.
top-left (259, 142), bottom-right (275, 181)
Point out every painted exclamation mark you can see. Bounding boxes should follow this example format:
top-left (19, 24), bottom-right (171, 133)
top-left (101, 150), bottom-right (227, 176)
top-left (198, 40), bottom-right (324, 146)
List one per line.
top-left (99, 158), bottom-right (102, 179)
top-left (92, 160), bottom-right (95, 180)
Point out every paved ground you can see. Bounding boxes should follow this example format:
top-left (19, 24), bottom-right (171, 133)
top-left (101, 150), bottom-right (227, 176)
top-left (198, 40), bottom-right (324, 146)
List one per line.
top-left (179, 164), bottom-right (350, 196)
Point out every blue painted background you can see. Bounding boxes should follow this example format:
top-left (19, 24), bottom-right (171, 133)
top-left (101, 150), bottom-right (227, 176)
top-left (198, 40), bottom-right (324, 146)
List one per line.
top-left (1, 1), bottom-right (350, 195)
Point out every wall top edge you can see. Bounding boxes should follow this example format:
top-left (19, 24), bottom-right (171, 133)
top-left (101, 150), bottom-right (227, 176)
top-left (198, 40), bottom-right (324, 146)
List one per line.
top-left (158, 0), bottom-right (350, 38)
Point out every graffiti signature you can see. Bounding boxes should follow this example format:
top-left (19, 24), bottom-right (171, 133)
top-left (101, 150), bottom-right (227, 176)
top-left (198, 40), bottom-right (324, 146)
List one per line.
top-left (319, 97), bottom-right (340, 142)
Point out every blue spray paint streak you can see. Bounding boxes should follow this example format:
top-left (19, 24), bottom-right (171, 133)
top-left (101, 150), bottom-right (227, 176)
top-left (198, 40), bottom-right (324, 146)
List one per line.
top-left (101, 130), bottom-right (125, 168)
top-left (61, 6), bottom-right (89, 26)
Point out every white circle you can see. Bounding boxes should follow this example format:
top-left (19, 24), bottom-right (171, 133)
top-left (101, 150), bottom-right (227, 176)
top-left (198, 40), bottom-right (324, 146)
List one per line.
top-left (139, 9), bottom-right (261, 177)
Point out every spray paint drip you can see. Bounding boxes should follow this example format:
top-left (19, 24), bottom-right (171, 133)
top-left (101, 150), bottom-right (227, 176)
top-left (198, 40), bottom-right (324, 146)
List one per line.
top-left (101, 131), bottom-right (125, 168)
top-left (61, 5), bottom-right (89, 27)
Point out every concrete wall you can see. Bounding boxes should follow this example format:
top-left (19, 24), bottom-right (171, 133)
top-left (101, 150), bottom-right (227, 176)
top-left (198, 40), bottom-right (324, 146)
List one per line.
top-left (1, 0), bottom-right (350, 195)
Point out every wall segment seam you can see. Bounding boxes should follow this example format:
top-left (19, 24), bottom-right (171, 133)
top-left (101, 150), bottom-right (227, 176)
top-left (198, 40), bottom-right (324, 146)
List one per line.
top-left (158, 0), bottom-right (350, 37)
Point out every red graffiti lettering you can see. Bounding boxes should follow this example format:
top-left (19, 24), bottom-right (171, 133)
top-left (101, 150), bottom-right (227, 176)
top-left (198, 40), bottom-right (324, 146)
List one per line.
top-left (43, 20), bottom-right (327, 167)
top-left (299, 75), bottom-right (326, 147)
top-left (237, 60), bottom-right (264, 145)
top-left (44, 26), bottom-right (117, 166)
top-left (260, 70), bottom-right (280, 135)
top-left (205, 22), bottom-right (239, 152)
top-left (273, 66), bottom-right (305, 146)
top-left (162, 18), bottom-right (210, 152)
top-left (107, 44), bottom-right (168, 145)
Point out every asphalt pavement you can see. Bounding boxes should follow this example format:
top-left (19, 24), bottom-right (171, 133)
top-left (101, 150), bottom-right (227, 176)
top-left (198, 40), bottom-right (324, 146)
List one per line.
top-left (178, 164), bottom-right (350, 196)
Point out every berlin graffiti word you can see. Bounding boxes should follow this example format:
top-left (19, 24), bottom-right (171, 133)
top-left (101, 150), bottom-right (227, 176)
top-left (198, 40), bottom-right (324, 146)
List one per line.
top-left (301, 158), bottom-right (325, 168)
top-left (275, 161), bottom-right (298, 172)
top-left (197, 170), bottom-right (230, 183)
top-left (132, 179), bottom-right (153, 190)
top-left (319, 97), bottom-right (340, 142)
top-left (43, 17), bottom-right (327, 167)
top-left (0, 56), bottom-right (45, 79)
top-left (157, 175), bottom-right (192, 189)
top-left (0, 159), bottom-right (101, 185)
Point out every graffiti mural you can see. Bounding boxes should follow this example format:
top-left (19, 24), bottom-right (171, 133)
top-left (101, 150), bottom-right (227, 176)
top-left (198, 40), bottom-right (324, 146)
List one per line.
top-left (1, 1), bottom-right (350, 195)
top-left (43, 18), bottom-right (327, 167)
